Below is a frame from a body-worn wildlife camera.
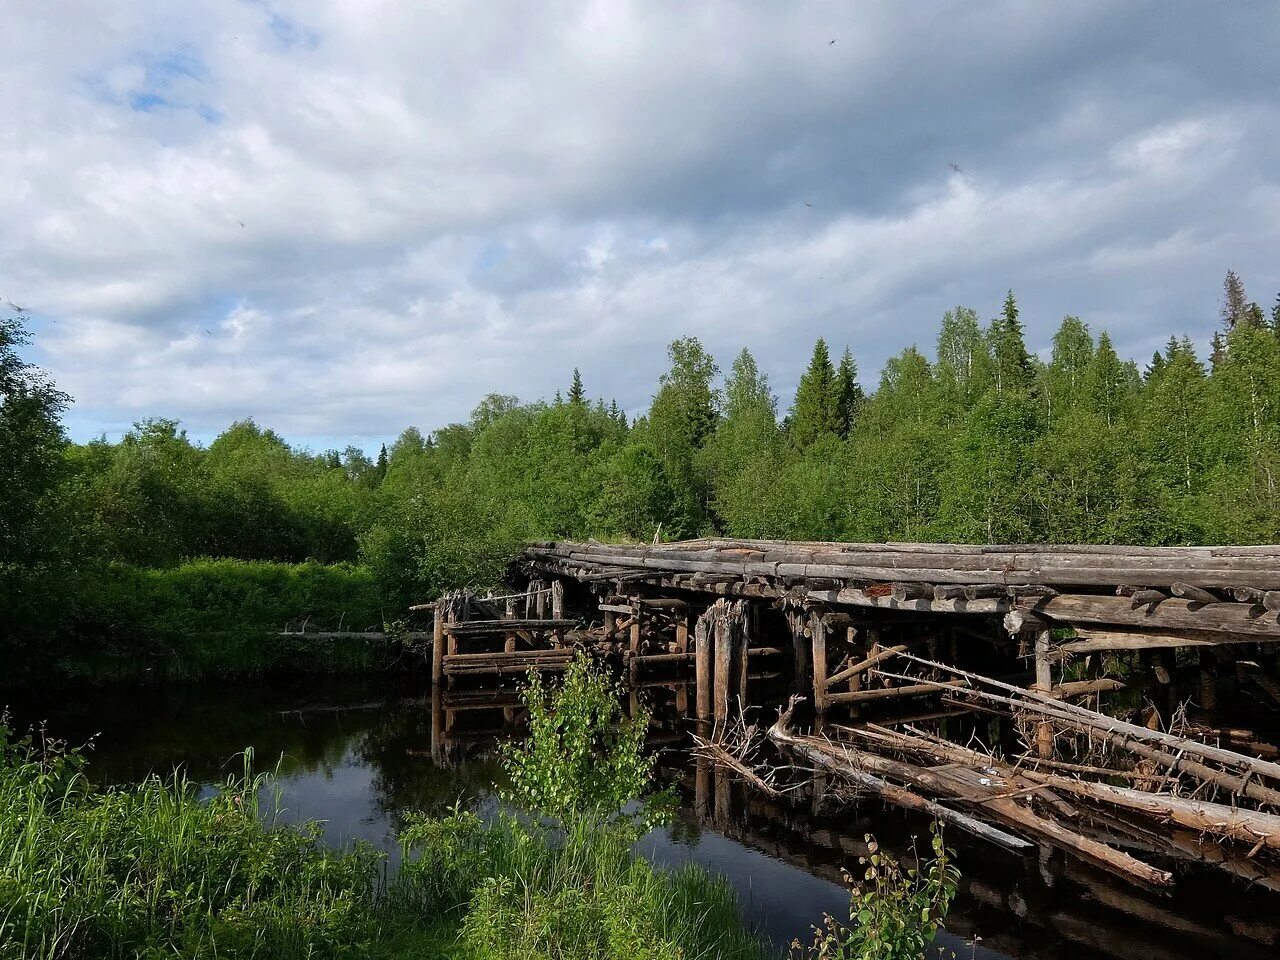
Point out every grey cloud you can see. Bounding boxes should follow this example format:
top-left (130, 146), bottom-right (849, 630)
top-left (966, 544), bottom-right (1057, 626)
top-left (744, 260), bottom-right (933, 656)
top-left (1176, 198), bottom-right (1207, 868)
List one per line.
top-left (2, 1), bottom-right (1278, 448)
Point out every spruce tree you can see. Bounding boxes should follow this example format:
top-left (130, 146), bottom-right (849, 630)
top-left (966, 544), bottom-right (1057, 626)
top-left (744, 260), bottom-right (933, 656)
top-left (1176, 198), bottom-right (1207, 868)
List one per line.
top-left (376, 443), bottom-right (389, 478)
top-left (568, 368), bottom-right (585, 405)
top-left (1220, 269), bottom-right (1250, 330)
top-left (989, 291), bottom-right (1033, 396)
top-left (789, 338), bottom-right (840, 447)
top-left (835, 348), bottom-right (863, 437)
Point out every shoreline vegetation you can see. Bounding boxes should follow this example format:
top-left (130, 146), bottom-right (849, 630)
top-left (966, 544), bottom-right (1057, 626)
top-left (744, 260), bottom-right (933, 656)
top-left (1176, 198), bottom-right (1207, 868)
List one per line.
top-left (0, 652), bottom-right (959, 959)
top-left (4, 272), bottom-right (1280, 682)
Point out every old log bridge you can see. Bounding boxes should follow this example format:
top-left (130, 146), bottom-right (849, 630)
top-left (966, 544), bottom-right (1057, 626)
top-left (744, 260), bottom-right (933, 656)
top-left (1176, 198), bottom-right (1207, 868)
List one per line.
top-left (429, 537), bottom-right (1280, 890)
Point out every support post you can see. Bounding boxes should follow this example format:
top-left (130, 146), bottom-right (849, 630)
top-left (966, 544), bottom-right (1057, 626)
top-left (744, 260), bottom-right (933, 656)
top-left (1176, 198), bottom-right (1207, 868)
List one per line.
top-left (714, 602), bottom-right (732, 733)
top-left (789, 610), bottom-right (810, 698)
top-left (629, 607), bottom-right (642, 716)
top-left (551, 579), bottom-right (564, 621)
top-left (695, 609), bottom-right (713, 733)
top-left (431, 599), bottom-right (445, 762)
top-left (811, 610), bottom-right (828, 729)
top-left (1034, 626), bottom-right (1054, 759)
top-left (1199, 650), bottom-right (1218, 716)
top-left (674, 613), bottom-right (690, 715)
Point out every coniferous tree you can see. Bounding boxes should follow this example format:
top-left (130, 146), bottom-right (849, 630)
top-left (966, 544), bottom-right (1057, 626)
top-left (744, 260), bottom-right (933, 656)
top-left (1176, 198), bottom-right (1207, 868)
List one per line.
top-left (568, 368), bottom-right (586, 405)
top-left (835, 348), bottom-right (863, 437)
top-left (989, 291), bottom-right (1034, 396)
top-left (1221, 269), bottom-right (1250, 330)
top-left (789, 338), bottom-right (840, 447)
top-left (375, 443), bottom-right (388, 479)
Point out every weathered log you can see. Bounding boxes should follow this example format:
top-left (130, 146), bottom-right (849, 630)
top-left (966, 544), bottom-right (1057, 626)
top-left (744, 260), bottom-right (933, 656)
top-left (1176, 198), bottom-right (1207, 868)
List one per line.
top-left (768, 710), bottom-right (1170, 886)
top-left (1051, 678), bottom-right (1127, 699)
top-left (825, 643), bottom-right (911, 688)
top-left (890, 581), bottom-right (934, 602)
top-left (826, 679), bottom-right (965, 705)
top-left (445, 618), bottom-right (577, 634)
top-left (1171, 581), bottom-right (1223, 605)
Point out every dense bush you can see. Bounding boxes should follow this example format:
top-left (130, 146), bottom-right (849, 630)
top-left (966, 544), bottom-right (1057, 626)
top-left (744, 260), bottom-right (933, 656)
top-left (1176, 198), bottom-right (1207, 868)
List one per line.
top-left (29, 559), bottom-right (394, 683)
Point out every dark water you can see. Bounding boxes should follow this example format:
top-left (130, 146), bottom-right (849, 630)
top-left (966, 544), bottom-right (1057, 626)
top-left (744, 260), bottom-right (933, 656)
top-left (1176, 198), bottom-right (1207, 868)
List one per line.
top-left (4, 676), bottom-right (1277, 959)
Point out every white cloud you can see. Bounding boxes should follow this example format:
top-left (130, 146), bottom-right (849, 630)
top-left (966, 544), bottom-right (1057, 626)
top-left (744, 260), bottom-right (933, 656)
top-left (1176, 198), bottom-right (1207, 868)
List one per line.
top-left (2, 1), bottom-right (1278, 448)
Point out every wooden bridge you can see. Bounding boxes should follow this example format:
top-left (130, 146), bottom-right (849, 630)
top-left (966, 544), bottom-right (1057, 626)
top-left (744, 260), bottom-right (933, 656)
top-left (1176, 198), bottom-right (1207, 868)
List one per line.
top-left (426, 537), bottom-right (1280, 897)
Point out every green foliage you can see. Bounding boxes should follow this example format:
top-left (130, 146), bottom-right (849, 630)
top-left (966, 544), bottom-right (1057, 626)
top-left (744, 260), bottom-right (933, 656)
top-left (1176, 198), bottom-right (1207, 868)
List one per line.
top-left (789, 338), bottom-right (841, 448)
top-left (0, 730), bottom-right (388, 959)
top-left (500, 652), bottom-right (672, 836)
top-left (36, 559), bottom-right (390, 682)
top-left (792, 824), bottom-right (959, 960)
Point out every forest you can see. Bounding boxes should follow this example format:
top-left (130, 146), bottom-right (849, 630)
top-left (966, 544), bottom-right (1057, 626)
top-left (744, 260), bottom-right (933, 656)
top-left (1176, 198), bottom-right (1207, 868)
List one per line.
top-left (3, 271), bottom-right (1279, 681)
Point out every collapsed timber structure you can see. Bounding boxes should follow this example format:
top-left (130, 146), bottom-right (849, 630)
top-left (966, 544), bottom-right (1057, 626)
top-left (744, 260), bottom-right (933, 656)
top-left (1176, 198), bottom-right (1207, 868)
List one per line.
top-left (428, 537), bottom-right (1280, 895)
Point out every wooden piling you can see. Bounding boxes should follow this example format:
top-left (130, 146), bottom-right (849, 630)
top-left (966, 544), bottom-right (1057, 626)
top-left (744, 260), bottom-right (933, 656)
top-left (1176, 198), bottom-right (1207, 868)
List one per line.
top-left (811, 610), bottom-right (829, 728)
top-left (1034, 626), bottom-right (1054, 759)
top-left (696, 609), bottom-right (716, 737)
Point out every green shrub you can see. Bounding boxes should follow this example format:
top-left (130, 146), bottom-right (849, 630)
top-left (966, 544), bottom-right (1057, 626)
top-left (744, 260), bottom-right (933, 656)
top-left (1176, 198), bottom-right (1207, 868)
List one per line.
top-left (792, 823), bottom-right (959, 960)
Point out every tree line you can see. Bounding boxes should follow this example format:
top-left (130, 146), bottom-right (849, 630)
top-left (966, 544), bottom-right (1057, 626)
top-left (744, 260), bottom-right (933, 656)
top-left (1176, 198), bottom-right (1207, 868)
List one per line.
top-left (3, 271), bottom-right (1279, 667)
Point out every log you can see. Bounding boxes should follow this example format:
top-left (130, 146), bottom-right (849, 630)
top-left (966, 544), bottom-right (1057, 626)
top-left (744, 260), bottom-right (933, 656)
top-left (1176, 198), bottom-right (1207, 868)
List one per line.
top-left (890, 581), bottom-right (934, 602)
top-left (446, 618), bottom-right (577, 634)
top-left (826, 679), bottom-right (965, 705)
top-left (825, 644), bottom-right (911, 688)
top-left (768, 712), bottom-right (1170, 886)
top-left (1171, 581), bottom-right (1223, 605)
top-left (1051, 678), bottom-right (1127, 699)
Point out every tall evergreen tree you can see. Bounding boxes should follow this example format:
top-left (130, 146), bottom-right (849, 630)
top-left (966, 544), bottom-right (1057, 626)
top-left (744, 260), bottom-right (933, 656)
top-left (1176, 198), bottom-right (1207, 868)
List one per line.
top-left (375, 443), bottom-right (389, 479)
top-left (788, 338), bottom-right (840, 447)
top-left (568, 368), bottom-right (585, 405)
top-left (1220, 269), bottom-right (1250, 330)
top-left (989, 291), bottom-right (1034, 396)
top-left (834, 348), bottom-right (863, 437)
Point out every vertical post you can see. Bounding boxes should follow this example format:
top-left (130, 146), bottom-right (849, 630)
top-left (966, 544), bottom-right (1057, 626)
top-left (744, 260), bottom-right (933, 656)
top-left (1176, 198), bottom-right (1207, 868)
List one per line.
top-left (811, 610), bottom-right (828, 730)
top-left (431, 599), bottom-right (445, 762)
top-left (713, 602), bottom-right (731, 734)
top-left (551, 579), bottom-right (565, 621)
top-left (1199, 650), bottom-right (1218, 716)
top-left (788, 610), bottom-right (810, 698)
top-left (629, 606), bottom-right (642, 716)
top-left (846, 627), bottom-right (863, 719)
top-left (1034, 626), bottom-right (1054, 759)
top-left (535, 581), bottom-right (547, 619)
top-left (695, 608), bottom-right (713, 733)
top-left (674, 613), bottom-right (690, 715)
top-left (731, 601), bottom-right (749, 718)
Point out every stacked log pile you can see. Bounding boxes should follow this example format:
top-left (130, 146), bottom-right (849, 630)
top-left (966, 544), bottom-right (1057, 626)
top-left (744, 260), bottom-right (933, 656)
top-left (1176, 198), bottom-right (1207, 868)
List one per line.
top-left (524, 539), bottom-right (1280, 648)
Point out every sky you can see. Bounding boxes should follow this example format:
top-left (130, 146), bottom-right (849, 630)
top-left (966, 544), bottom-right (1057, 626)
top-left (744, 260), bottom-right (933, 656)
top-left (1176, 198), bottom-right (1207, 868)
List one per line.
top-left (2, 1), bottom-right (1278, 453)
